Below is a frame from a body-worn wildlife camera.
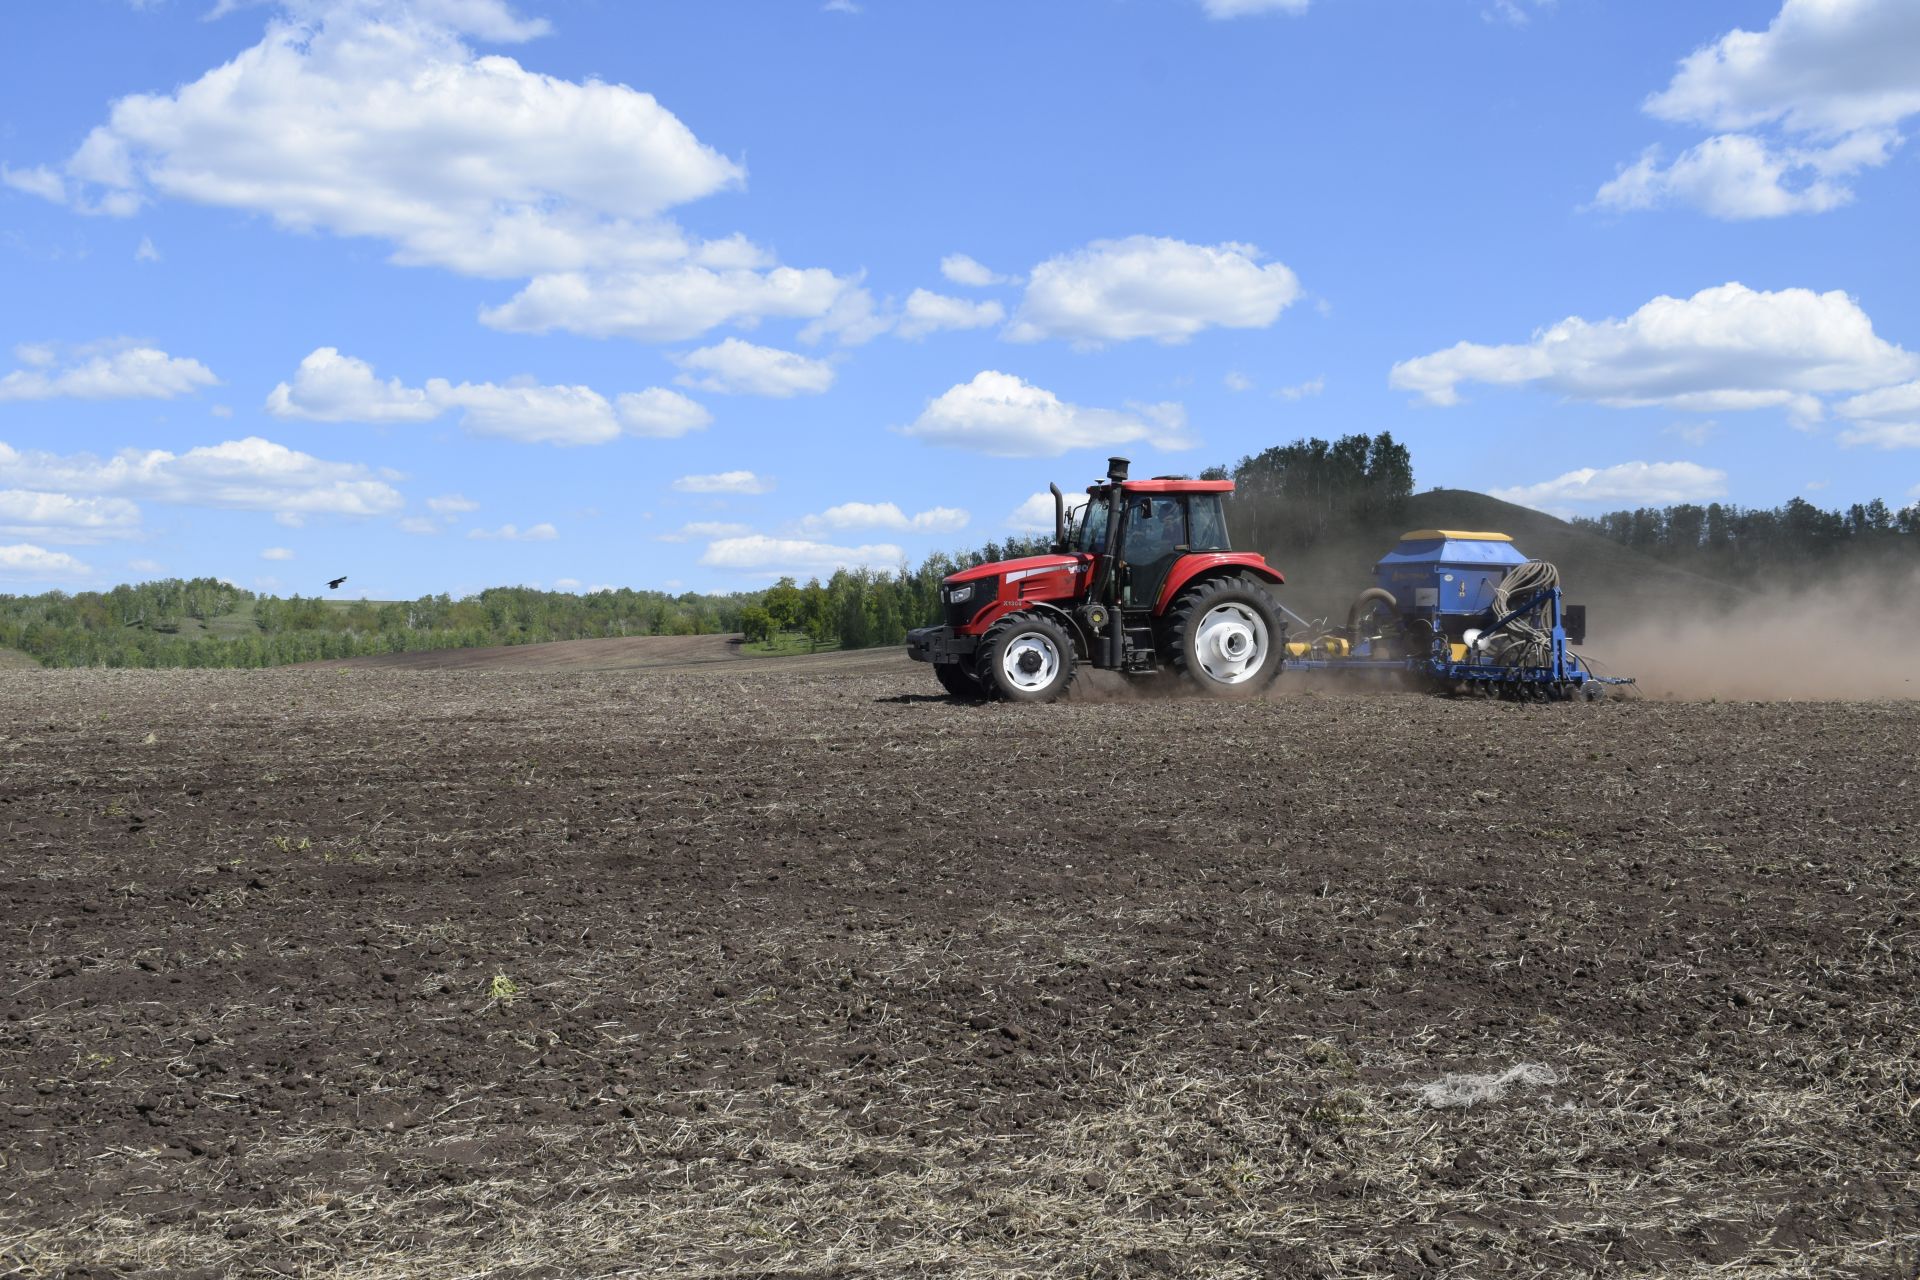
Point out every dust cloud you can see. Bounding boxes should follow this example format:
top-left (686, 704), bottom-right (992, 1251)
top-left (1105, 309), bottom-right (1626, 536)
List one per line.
top-left (1584, 567), bottom-right (1920, 702)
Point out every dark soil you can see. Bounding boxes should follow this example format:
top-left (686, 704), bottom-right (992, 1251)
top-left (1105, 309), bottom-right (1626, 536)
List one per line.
top-left (2, 657), bottom-right (1915, 1277)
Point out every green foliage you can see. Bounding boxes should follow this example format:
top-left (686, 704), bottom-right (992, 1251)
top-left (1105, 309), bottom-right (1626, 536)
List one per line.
top-left (1219, 431), bottom-right (1414, 554)
top-left (0, 577), bottom-right (756, 669)
top-left (1572, 496), bottom-right (1920, 581)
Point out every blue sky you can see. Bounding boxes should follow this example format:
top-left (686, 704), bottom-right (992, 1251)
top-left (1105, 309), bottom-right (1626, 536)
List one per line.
top-left (3, 0), bottom-right (1918, 598)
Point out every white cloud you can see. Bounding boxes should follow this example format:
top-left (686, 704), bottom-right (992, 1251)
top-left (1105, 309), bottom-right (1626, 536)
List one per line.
top-left (0, 436), bottom-right (404, 519)
top-left (1223, 371), bottom-right (1254, 392)
top-left (480, 261), bottom-right (851, 342)
top-left (673, 470), bottom-right (772, 495)
top-left (699, 534), bottom-right (904, 572)
top-left (0, 490), bottom-right (143, 544)
top-left (128, 557), bottom-right (165, 574)
top-left (468, 521), bottom-right (557, 541)
top-left (30, 1), bottom-right (735, 267)
top-left (824, 0), bottom-right (861, 13)
top-left (266, 348), bottom-right (438, 423)
top-left (429, 380), bottom-right (619, 446)
top-left (901, 370), bottom-right (1195, 458)
top-left (135, 236), bottom-right (161, 263)
top-left (615, 387), bottom-right (711, 438)
top-left (261, 546), bottom-right (295, 560)
top-left (798, 502), bottom-right (969, 535)
top-left (266, 347), bottom-right (707, 444)
top-left (796, 284), bottom-right (895, 347)
top-left (1389, 283), bottom-right (1918, 424)
top-left (426, 492), bottom-right (479, 515)
top-left (1008, 491), bottom-right (1087, 535)
top-left (656, 520), bottom-right (752, 542)
top-left (21, 0), bottom-right (857, 343)
top-left (896, 290), bottom-right (1005, 341)
top-left (1491, 461), bottom-right (1729, 512)
top-left (0, 543), bottom-right (91, 579)
top-left (1274, 375), bottom-right (1325, 400)
top-left (1007, 235), bottom-right (1301, 347)
top-left (397, 516), bottom-right (441, 535)
top-left (940, 253), bottom-right (1011, 287)
top-left (672, 339), bottom-right (834, 397)
top-left (1199, 0), bottom-right (1308, 17)
top-left (1598, 0), bottom-right (1920, 217)
top-left (0, 342), bottom-right (217, 402)
top-left (1595, 134), bottom-right (1867, 219)
top-left (1837, 379), bottom-right (1920, 447)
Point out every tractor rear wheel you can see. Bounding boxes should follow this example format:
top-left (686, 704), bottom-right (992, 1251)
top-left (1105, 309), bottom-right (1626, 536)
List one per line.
top-left (934, 661), bottom-right (987, 701)
top-left (977, 611), bottom-right (1077, 702)
top-left (1165, 578), bottom-right (1283, 697)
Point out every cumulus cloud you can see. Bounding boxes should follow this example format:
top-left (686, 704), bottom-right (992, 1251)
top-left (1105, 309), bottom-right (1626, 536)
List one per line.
top-left (896, 290), bottom-right (1005, 341)
top-left (1274, 375), bottom-right (1326, 401)
top-left (426, 492), bottom-right (478, 515)
top-left (1389, 283), bottom-right (1918, 424)
top-left (1007, 236), bottom-right (1301, 347)
top-left (17, 0), bottom-right (858, 341)
top-left (0, 543), bottom-right (92, 579)
top-left (0, 436), bottom-right (404, 519)
top-left (901, 370), bottom-right (1195, 458)
top-left (797, 501), bottom-right (969, 535)
top-left (1491, 461), bottom-right (1729, 513)
top-left (0, 342), bottom-right (217, 402)
top-left (615, 387), bottom-right (711, 438)
top-left (699, 534), bottom-right (904, 573)
top-left (1597, 0), bottom-right (1920, 217)
top-left (1008, 491), bottom-right (1087, 535)
top-left (940, 253), bottom-right (1011, 287)
top-left (265, 347), bottom-right (707, 444)
top-left (467, 521), bottom-right (557, 541)
top-left (1837, 379), bottom-right (1920, 447)
top-left (0, 490), bottom-right (143, 544)
top-left (673, 470), bottom-right (772, 495)
top-left (672, 339), bottom-right (834, 397)
top-left (397, 516), bottom-right (441, 535)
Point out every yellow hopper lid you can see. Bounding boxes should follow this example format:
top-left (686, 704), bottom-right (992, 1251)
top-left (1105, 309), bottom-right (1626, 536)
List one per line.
top-left (1398, 530), bottom-right (1513, 542)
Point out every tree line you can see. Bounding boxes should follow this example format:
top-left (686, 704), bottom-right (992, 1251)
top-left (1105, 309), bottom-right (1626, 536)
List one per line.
top-left (1572, 496), bottom-right (1920, 582)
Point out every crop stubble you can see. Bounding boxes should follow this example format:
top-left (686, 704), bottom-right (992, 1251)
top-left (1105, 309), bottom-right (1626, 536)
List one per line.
top-left (0, 657), bottom-right (1915, 1277)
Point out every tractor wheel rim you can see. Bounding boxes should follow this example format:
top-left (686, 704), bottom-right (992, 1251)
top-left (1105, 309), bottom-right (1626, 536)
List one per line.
top-left (1001, 632), bottom-right (1060, 691)
top-left (1194, 603), bottom-right (1268, 684)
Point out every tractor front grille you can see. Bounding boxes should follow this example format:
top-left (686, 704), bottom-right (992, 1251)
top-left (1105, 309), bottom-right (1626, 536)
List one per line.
top-left (944, 576), bottom-right (997, 631)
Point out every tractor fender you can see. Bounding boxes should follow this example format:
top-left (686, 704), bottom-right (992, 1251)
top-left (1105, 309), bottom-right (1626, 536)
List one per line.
top-left (1155, 554), bottom-right (1285, 615)
top-left (963, 598), bottom-right (1095, 659)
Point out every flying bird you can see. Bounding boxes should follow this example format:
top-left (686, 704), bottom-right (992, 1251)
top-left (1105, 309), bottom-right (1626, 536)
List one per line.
top-left (328, 576), bottom-right (348, 590)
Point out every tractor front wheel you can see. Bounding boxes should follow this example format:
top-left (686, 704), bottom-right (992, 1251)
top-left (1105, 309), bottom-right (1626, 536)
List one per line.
top-left (978, 611), bottom-right (1077, 703)
top-left (934, 661), bottom-right (987, 701)
top-left (1165, 578), bottom-right (1283, 697)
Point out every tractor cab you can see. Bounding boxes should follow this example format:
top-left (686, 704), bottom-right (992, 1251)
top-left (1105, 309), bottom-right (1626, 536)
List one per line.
top-left (1069, 477), bottom-right (1235, 612)
top-left (906, 456), bottom-right (1289, 702)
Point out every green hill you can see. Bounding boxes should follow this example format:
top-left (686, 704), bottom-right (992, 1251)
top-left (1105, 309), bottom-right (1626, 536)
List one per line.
top-left (1245, 488), bottom-right (1743, 637)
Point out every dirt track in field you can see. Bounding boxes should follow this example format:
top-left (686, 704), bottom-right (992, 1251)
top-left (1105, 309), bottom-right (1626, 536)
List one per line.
top-left (2, 655), bottom-right (1916, 1278)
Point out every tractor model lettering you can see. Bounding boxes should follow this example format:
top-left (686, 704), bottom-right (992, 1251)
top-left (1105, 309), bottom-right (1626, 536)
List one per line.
top-left (906, 457), bottom-right (1287, 701)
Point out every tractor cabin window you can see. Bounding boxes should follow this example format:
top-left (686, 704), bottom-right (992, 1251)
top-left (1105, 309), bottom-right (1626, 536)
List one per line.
top-left (1076, 501), bottom-right (1110, 554)
top-left (1187, 494), bottom-right (1228, 551)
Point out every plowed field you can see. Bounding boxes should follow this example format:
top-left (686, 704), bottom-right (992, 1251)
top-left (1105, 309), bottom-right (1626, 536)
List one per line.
top-left (2, 655), bottom-right (1915, 1278)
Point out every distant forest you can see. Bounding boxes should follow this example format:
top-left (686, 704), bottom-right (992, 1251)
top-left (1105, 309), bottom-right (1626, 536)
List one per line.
top-left (1572, 496), bottom-right (1920, 582)
top-left (6, 432), bottom-right (1914, 668)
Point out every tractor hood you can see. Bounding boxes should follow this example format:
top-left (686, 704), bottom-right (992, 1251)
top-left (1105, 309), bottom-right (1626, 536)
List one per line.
top-left (944, 553), bottom-right (1084, 585)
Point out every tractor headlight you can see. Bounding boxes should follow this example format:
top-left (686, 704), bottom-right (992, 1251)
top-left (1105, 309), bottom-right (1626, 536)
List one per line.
top-left (947, 583), bottom-right (974, 604)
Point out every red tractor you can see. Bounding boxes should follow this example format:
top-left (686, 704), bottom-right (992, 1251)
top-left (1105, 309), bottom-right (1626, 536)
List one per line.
top-left (907, 456), bottom-right (1286, 701)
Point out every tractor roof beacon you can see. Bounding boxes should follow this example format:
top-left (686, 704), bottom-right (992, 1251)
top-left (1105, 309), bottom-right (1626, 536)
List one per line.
top-left (905, 456), bottom-right (1287, 702)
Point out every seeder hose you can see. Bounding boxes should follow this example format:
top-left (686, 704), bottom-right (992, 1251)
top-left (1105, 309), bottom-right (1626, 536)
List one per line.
top-left (1488, 560), bottom-right (1561, 669)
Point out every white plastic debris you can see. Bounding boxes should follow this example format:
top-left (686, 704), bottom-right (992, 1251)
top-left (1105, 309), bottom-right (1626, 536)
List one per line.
top-left (1412, 1063), bottom-right (1563, 1109)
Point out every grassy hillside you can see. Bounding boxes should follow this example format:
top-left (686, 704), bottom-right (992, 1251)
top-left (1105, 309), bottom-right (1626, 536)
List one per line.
top-left (1245, 488), bottom-right (1743, 634)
